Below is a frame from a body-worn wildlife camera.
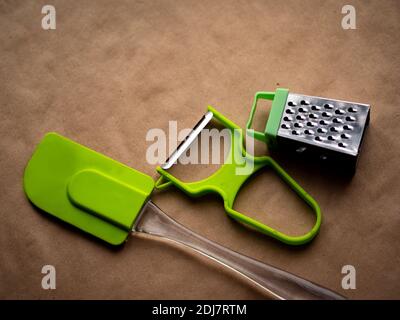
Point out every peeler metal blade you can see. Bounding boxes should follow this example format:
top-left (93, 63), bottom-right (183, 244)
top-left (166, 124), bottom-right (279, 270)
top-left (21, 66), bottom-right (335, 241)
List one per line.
top-left (162, 111), bottom-right (213, 170)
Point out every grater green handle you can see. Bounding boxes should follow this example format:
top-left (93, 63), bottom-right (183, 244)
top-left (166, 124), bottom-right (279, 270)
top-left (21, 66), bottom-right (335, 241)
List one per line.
top-left (246, 88), bottom-right (289, 148)
top-left (156, 106), bottom-right (321, 245)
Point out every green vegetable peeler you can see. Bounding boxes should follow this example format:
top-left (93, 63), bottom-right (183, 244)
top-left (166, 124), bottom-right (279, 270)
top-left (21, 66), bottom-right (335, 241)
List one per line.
top-left (23, 132), bottom-right (343, 299)
top-left (156, 106), bottom-right (322, 245)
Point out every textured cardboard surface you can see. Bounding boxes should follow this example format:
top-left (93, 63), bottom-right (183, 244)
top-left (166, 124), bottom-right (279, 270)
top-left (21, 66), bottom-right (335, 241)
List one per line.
top-left (1, 0), bottom-right (399, 299)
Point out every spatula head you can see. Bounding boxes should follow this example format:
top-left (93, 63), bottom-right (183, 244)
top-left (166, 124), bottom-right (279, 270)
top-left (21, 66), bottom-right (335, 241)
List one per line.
top-left (23, 132), bottom-right (154, 245)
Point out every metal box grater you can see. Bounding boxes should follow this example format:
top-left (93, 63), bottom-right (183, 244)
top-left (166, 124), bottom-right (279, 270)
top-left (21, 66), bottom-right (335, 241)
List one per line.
top-left (246, 88), bottom-right (370, 171)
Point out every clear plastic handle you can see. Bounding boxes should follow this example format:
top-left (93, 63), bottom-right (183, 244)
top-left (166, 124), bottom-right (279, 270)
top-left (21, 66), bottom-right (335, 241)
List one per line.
top-left (134, 201), bottom-right (345, 300)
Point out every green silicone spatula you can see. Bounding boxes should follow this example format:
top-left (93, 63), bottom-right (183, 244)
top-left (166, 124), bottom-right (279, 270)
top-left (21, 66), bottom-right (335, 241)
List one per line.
top-left (23, 132), bottom-right (344, 300)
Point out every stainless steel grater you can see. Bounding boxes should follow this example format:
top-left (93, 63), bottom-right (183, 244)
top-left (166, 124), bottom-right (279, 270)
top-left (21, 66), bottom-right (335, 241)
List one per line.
top-left (246, 89), bottom-right (370, 171)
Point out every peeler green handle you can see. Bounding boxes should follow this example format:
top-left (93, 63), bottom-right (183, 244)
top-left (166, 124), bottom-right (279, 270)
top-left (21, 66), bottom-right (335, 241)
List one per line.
top-left (156, 106), bottom-right (322, 245)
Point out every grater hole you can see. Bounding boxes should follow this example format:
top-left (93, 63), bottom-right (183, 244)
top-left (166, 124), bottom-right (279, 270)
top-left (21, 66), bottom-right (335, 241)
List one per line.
top-left (341, 133), bottom-right (351, 139)
top-left (317, 128), bottom-right (327, 133)
top-left (333, 118), bottom-right (343, 124)
top-left (306, 121), bottom-right (316, 127)
top-left (304, 129), bottom-right (314, 135)
top-left (338, 142), bottom-right (347, 148)
top-left (330, 127), bottom-right (339, 132)
top-left (335, 109), bottom-right (345, 115)
top-left (294, 122), bottom-right (303, 128)
top-left (281, 124), bottom-right (290, 129)
top-left (300, 100), bottom-right (310, 105)
top-left (322, 111), bottom-right (332, 117)
top-left (348, 107), bottom-right (358, 113)
top-left (324, 103), bottom-right (334, 110)
top-left (346, 116), bottom-right (356, 122)
top-left (343, 124), bottom-right (353, 131)
top-left (296, 115), bottom-right (306, 121)
top-left (309, 113), bottom-right (318, 119)
top-left (327, 135), bottom-right (337, 141)
top-left (283, 116), bottom-right (293, 121)
top-left (286, 109), bottom-right (295, 114)
top-left (288, 101), bottom-right (296, 106)
top-left (292, 130), bottom-right (300, 135)
top-left (319, 119), bottom-right (329, 125)
top-left (298, 107), bottom-right (308, 113)
top-left (315, 136), bottom-right (325, 141)
top-left (311, 105), bottom-right (321, 111)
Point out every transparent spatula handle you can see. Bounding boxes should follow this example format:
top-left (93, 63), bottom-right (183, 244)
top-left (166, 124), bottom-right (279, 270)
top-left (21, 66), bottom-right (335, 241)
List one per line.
top-left (134, 201), bottom-right (345, 300)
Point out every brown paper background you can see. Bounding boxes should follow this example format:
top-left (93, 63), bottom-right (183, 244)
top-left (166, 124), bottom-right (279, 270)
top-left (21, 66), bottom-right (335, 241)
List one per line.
top-left (1, 0), bottom-right (399, 299)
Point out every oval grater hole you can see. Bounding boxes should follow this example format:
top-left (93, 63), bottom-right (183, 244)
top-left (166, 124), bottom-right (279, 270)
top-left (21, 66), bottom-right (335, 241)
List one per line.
top-left (298, 107), bottom-right (308, 113)
top-left (306, 121), bottom-right (316, 127)
top-left (319, 119), bottom-right (329, 125)
top-left (292, 130), bottom-right (300, 135)
top-left (304, 129), bottom-right (314, 135)
top-left (296, 115), bottom-right (306, 121)
top-left (327, 135), bottom-right (337, 141)
top-left (333, 118), bottom-right (343, 124)
top-left (322, 111), bottom-right (332, 117)
top-left (286, 109), bottom-right (295, 114)
top-left (315, 136), bottom-right (325, 141)
top-left (317, 128), bottom-right (327, 134)
top-left (341, 133), bottom-right (351, 139)
top-left (338, 142), bottom-right (347, 148)
top-left (309, 113), bottom-right (318, 119)
top-left (300, 100), bottom-right (310, 105)
top-left (346, 116), bottom-right (356, 122)
top-left (283, 116), bottom-right (293, 121)
top-left (311, 105), bottom-right (321, 111)
top-left (288, 101), bottom-right (296, 106)
top-left (343, 124), bottom-right (353, 131)
top-left (330, 126), bottom-right (339, 132)
top-left (294, 122), bottom-right (303, 128)
top-left (324, 103), bottom-right (334, 110)
top-left (335, 109), bottom-right (345, 115)
top-left (348, 107), bottom-right (358, 113)
top-left (281, 124), bottom-right (290, 129)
